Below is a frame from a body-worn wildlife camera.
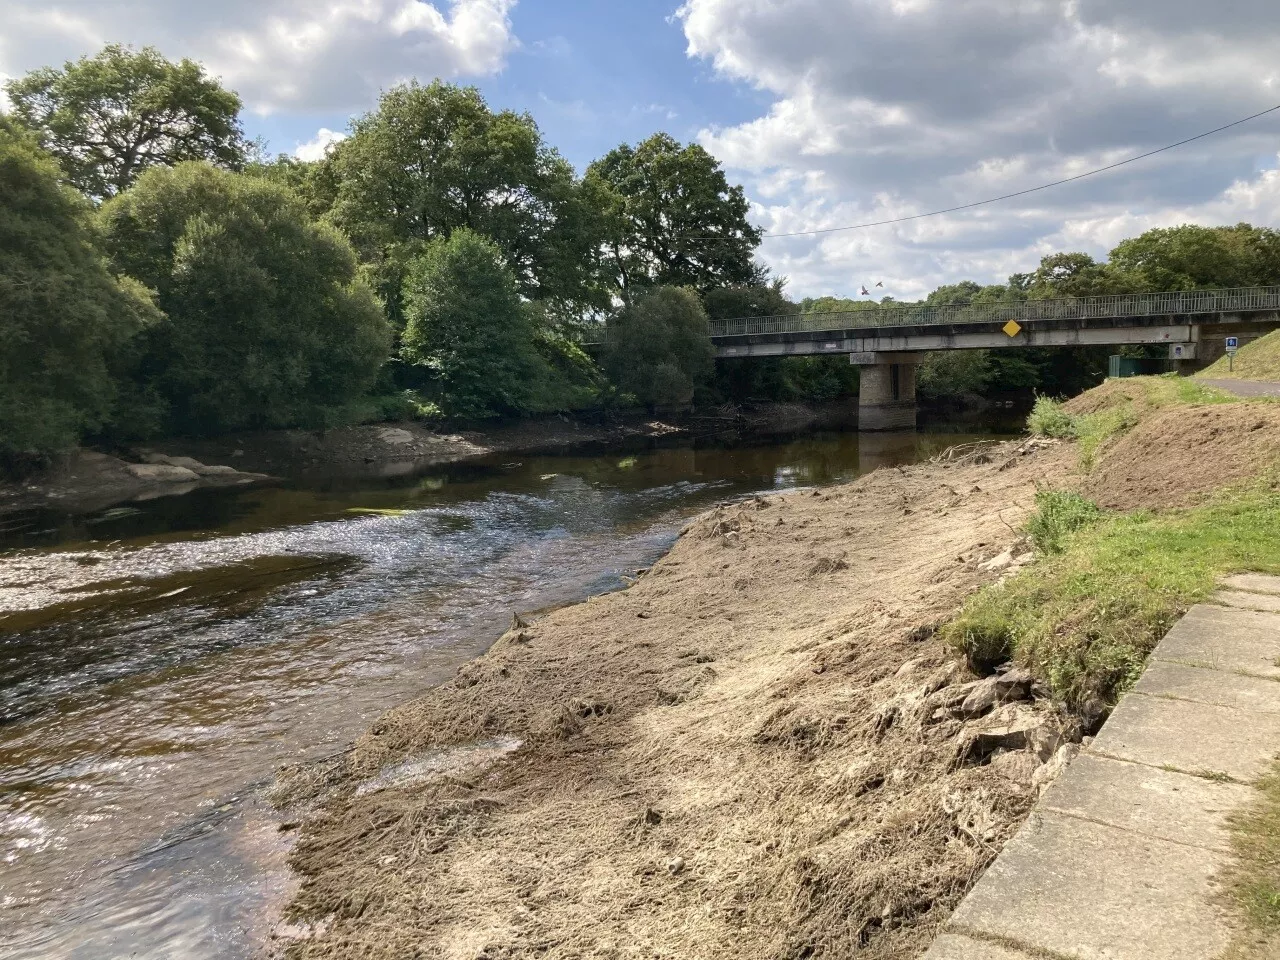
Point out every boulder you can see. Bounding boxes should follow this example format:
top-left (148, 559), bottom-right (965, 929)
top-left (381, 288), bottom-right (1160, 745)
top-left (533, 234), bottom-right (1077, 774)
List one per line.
top-left (956, 668), bottom-right (1033, 718)
top-left (139, 452), bottom-right (175, 465)
top-left (1032, 743), bottom-right (1081, 792)
top-left (377, 427), bottom-right (417, 446)
top-left (957, 702), bottom-right (1051, 765)
top-left (163, 455), bottom-right (208, 472)
top-left (980, 549), bottom-right (1015, 572)
top-left (126, 463), bottom-right (201, 483)
top-left (194, 464), bottom-right (242, 478)
top-left (988, 749), bottom-right (1041, 784)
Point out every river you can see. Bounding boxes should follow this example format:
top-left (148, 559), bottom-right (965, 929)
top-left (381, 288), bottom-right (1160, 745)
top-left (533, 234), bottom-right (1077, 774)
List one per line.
top-left (0, 426), bottom-right (1010, 959)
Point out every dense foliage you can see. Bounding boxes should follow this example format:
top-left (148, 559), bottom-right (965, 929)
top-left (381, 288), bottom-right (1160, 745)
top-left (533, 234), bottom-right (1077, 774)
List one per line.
top-left (0, 117), bottom-right (160, 461)
top-left (401, 229), bottom-right (551, 418)
top-left (603, 287), bottom-right (716, 408)
top-left (5, 45), bottom-right (247, 200)
top-left (7, 41), bottom-right (1280, 464)
top-left (587, 133), bottom-right (761, 297)
top-left (99, 163), bottom-right (390, 436)
top-left (327, 81), bottom-right (603, 328)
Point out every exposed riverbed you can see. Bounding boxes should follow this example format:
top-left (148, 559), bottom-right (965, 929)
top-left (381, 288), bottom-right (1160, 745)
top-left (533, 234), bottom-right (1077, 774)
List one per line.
top-left (0, 428), bottom-right (1008, 959)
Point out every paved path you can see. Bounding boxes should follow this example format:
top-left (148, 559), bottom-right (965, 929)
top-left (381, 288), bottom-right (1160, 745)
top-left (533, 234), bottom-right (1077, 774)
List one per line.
top-left (1200, 377), bottom-right (1280, 398)
top-left (924, 576), bottom-right (1280, 960)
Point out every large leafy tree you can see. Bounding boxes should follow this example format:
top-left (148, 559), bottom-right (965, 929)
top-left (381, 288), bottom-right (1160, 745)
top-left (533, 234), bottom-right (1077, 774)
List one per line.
top-left (587, 133), bottom-right (762, 297)
top-left (99, 163), bottom-right (390, 435)
top-left (603, 287), bottom-right (715, 408)
top-left (1108, 223), bottom-right (1280, 290)
top-left (401, 228), bottom-right (550, 418)
top-left (6, 44), bottom-right (247, 200)
top-left (0, 117), bottom-right (160, 460)
top-left (330, 81), bottom-right (604, 327)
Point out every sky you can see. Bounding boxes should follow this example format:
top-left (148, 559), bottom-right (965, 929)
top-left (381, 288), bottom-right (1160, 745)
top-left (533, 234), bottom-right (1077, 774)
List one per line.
top-left (3, 0), bottom-right (1280, 301)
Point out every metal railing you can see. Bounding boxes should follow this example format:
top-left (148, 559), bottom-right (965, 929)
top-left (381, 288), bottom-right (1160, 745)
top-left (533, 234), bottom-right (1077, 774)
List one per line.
top-left (575, 286), bottom-right (1280, 344)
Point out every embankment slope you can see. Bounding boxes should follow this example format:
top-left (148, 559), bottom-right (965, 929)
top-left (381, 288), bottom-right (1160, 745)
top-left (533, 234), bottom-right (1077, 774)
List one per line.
top-left (275, 377), bottom-right (1280, 959)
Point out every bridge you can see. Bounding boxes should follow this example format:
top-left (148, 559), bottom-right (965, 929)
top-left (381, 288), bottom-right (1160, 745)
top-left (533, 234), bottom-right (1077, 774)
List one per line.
top-left (582, 286), bottom-right (1280, 429)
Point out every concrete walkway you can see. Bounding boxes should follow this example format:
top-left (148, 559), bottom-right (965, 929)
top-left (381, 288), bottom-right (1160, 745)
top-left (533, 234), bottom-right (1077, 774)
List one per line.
top-left (924, 576), bottom-right (1280, 960)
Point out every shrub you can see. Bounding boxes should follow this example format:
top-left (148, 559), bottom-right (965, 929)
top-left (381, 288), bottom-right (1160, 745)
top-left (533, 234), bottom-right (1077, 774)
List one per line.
top-left (1026, 490), bottom-right (1103, 554)
top-left (1027, 396), bottom-right (1078, 438)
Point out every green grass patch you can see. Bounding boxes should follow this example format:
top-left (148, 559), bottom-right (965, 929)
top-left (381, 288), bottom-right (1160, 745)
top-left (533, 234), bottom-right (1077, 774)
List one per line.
top-left (1027, 396), bottom-right (1078, 438)
top-left (1224, 763), bottom-right (1280, 959)
top-left (1200, 329), bottom-right (1280, 382)
top-left (1027, 378), bottom-right (1236, 472)
top-left (1025, 490), bottom-right (1102, 555)
top-left (942, 487), bottom-right (1280, 706)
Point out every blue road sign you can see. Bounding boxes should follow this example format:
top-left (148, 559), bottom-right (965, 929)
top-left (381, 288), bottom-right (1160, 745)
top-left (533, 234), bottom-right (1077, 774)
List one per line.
top-left (1226, 336), bottom-right (1240, 351)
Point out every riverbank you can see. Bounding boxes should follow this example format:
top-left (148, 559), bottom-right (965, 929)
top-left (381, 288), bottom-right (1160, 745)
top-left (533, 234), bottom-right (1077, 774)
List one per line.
top-left (0, 402), bottom-right (861, 520)
top-left (269, 375), bottom-right (1280, 959)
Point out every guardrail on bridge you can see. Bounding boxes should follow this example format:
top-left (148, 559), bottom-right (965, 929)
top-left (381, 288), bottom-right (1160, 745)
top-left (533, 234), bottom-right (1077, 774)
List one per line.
top-left (574, 285), bottom-right (1280, 344)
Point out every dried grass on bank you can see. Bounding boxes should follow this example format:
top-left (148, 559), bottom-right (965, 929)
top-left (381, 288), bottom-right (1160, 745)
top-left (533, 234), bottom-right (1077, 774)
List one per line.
top-left (273, 441), bottom-right (1078, 960)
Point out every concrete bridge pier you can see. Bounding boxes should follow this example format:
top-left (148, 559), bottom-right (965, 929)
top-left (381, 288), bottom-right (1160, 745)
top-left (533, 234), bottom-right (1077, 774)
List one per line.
top-left (855, 353), bottom-right (922, 432)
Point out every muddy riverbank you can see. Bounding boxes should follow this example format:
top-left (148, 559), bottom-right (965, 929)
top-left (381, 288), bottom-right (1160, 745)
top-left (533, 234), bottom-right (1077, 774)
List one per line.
top-left (270, 378), bottom-right (1280, 959)
top-left (2, 429), bottom-right (1013, 958)
top-left (272, 436), bottom-right (1085, 959)
top-left (0, 402), bottom-right (872, 521)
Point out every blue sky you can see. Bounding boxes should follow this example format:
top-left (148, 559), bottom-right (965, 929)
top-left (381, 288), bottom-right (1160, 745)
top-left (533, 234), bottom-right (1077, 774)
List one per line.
top-left (4, 0), bottom-right (1280, 301)
top-left (246, 0), bottom-right (768, 174)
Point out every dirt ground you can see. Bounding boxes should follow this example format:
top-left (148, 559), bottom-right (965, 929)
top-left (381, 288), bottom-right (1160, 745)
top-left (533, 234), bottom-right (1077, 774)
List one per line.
top-left (270, 438), bottom-right (1084, 960)
top-left (1063, 379), bottom-right (1280, 510)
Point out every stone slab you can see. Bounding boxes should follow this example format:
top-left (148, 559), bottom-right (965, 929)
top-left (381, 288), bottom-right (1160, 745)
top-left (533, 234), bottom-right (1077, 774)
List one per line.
top-left (921, 933), bottom-right (1036, 959)
top-left (1091, 691), bottom-right (1280, 782)
top-left (1213, 590), bottom-right (1280, 614)
top-left (947, 811), bottom-right (1229, 960)
top-left (1223, 573), bottom-right (1280, 595)
top-left (1039, 753), bottom-right (1251, 852)
top-left (1134, 660), bottom-right (1280, 715)
top-left (1153, 604), bottom-right (1280, 679)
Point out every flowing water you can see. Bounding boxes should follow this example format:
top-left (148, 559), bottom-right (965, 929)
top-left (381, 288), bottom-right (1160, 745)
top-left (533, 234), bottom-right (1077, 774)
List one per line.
top-left (0, 427), bottom-right (1009, 959)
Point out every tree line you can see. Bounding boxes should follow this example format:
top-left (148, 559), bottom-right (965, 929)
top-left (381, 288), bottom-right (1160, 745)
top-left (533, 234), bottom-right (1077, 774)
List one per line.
top-left (5, 44), bottom-right (1280, 466)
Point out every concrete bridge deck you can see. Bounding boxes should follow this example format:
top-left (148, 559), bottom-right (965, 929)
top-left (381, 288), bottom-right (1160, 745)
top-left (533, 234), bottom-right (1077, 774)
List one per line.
top-left (580, 286), bottom-right (1280, 429)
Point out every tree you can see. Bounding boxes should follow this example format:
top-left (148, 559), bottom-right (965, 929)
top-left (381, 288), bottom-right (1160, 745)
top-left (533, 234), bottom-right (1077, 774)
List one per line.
top-left (330, 81), bottom-right (604, 327)
top-left (401, 228), bottom-right (551, 418)
top-left (0, 117), bottom-right (160, 461)
top-left (6, 44), bottom-right (247, 200)
top-left (587, 133), bottom-right (762, 297)
top-left (1108, 224), bottom-right (1280, 290)
top-left (1014, 252), bottom-right (1129, 299)
top-left (99, 163), bottom-right (390, 435)
top-left (244, 155), bottom-right (341, 221)
top-left (603, 287), bottom-right (715, 408)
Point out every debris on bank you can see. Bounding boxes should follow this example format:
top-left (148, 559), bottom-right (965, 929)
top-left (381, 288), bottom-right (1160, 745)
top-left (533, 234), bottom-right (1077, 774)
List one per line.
top-left (271, 436), bottom-right (1083, 959)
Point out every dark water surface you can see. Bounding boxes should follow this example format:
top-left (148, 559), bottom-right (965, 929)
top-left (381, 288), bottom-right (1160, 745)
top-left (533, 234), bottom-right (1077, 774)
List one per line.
top-left (0, 428), bottom-right (1008, 959)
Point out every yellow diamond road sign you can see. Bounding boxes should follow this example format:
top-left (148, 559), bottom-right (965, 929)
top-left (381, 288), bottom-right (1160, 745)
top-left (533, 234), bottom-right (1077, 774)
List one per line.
top-left (1003, 320), bottom-right (1023, 338)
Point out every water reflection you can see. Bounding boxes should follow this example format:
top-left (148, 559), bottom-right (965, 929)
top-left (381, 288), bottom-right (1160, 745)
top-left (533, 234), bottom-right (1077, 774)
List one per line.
top-left (0, 429), bottom-right (1008, 958)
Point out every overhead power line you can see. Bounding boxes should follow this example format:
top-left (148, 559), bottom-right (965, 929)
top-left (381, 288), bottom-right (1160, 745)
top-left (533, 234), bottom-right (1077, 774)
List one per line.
top-left (704, 102), bottom-right (1280, 242)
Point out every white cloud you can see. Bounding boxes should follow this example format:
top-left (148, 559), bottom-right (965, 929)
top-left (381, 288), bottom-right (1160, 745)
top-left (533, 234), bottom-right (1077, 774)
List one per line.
top-left (294, 127), bottom-right (347, 161)
top-left (676, 0), bottom-right (1280, 299)
top-left (0, 0), bottom-right (518, 115)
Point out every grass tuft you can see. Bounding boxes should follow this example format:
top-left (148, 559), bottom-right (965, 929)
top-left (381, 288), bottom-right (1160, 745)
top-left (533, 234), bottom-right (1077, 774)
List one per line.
top-left (1027, 396), bottom-right (1077, 438)
top-left (1026, 490), bottom-right (1102, 555)
top-left (942, 487), bottom-right (1280, 706)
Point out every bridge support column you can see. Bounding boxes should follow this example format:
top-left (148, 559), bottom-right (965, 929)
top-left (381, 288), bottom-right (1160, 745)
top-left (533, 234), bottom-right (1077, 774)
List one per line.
top-left (855, 353), bottom-right (922, 432)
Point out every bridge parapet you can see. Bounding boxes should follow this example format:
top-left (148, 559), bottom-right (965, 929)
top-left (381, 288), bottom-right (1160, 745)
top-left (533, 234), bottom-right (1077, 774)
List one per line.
top-left (707, 286), bottom-right (1280, 339)
top-left (574, 286), bottom-right (1280, 345)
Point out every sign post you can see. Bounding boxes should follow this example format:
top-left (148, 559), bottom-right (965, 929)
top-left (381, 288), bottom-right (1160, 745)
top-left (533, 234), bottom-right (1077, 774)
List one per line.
top-left (1226, 337), bottom-right (1240, 372)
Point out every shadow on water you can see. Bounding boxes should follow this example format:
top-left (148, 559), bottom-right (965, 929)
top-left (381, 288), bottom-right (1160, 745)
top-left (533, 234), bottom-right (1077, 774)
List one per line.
top-left (0, 426), bottom-right (1013, 958)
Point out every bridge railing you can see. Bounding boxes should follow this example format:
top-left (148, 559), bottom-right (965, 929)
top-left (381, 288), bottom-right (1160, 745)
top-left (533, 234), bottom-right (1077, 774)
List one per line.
top-left (574, 286), bottom-right (1280, 344)
top-left (706, 286), bottom-right (1280, 338)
